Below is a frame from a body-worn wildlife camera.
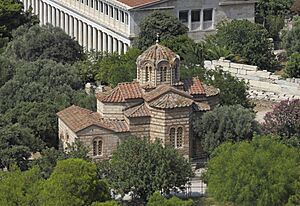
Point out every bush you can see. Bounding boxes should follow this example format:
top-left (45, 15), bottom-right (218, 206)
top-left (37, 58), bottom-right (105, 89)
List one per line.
top-left (205, 137), bottom-right (300, 206)
top-left (284, 52), bottom-right (300, 78)
top-left (147, 192), bottom-right (194, 206)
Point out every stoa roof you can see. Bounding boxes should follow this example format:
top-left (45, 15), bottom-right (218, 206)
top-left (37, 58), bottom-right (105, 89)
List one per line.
top-left (136, 43), bottom-right (180, 67)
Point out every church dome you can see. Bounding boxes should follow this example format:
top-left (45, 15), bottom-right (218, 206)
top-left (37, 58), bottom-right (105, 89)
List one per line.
top-left (136, 43), bottom-right (181, 87)
top-left (136, 43), bottom-right (180, 67)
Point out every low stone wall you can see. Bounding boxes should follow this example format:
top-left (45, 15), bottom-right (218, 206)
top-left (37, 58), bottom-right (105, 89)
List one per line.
top-left (204, 59), bottom-right (300, 101)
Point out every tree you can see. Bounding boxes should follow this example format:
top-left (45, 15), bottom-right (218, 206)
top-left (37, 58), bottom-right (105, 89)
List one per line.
top-left (193, 105), bottom-right (260, 155)
top-left (40, 158), bottom-right (111, 206)
top-left (0, 55), bottom-right (16, 87)
top-left (6, 24), bottom-right (83, 64)
top-left (109, 137), bottom-right (193, 203)
top-left (284, 52), bottom-right (300, 78)
top-left (91, 201), bottom-right (121, 206)
top-left (0, 0), bottom-right (38, 40)
top-left (291, 0), bottom-right (300, 15)
top-left (282, 18), bottom-right (300, 55)
top-left (0, 166), bottom-right (44, 206)
top-left (211, 20), bottom-right (275, 70)
top-left (0, 123), bottom-right (44, 170)
top-left (262, 99), bottom-right (300, 146)
top-left (147, 192), bottom-right (194, 206)
top-left (135, 11), bottom-right (188, 50)
top-left (204, 136), bottom-right (300, 206)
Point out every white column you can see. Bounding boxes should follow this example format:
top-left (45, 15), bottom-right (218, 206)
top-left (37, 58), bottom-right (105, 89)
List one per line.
top-left (69, 16), bottom-right (74, 37)
top-left (35, 0), bottom-right (39, 14)
top-left (200, 9), bottom-right (204, 31)
top-left (83, 23), bottom-right (88, 49)
top-left (102, 33), bottom-right (107, 52)
top-left (97, 30), bottom-right (102, 52)
top-left (24, 0), bottom-right (28, 11)
top-left (60, 11), bottom-right (64, 30)
top-left (118, 40), bottom-right (123, 55)
top-left (108, 35), bottom-right (112, 53)
top-left (188, 10), bottom-right (191, 31)
top-left (47, 5), bottom-right (52, 24)
top-left (52, 6), bottom-right (56, 26)
top-left (93, 27), bottom-right (97, 50)
top-left (56, 9), bottom-right (60, 27)
top-left (88, 25), bottom-right (92, 51)
top-left (74, 18), bottom-right (78, 40)
top-left (64, 13), bottom-right (69, 34)
top-left (78, 21), bottom-right (83, 46)
top-left (124, 43), bottom-right (128, 53)
top-left (212, 8), bottom-right (216, 29)
top-left (43, 2), bottom-right (47, 24)
top-left (39, 0), bottom-right (43, 25)
top-left (113, 38), bottom-right (118, 53)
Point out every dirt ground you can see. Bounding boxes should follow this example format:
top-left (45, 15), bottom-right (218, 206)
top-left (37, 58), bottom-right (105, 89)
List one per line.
top-left (251, 99), bottom-right (277, 123)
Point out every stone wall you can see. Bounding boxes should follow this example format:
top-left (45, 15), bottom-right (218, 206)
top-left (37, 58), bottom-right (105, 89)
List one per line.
top-left (204, 59), bottom-right (300, 101)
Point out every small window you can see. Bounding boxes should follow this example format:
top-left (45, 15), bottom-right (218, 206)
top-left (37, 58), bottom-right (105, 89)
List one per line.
top-left (90, 0), bottom-right (93, 8)
top-left (177, 127), bottom-right (183, 148)
top-left (95, 0), bottom-right (98, 10)
top-left (174, 66), bottom-right (178, 80)
top-left (191, 10), bottom-right (200, 22)
top-left (115, 8), bottom-right (119, 20)
top-left (93, 139), bottom-right (103, 156)
top-left (125, 13), bottom-right (129, 24)
top-left (100, 1), bottom-right (103, 12)
top-left (204, 9), bottom-right (213, 21)
top-left (105, 4), bottom-right (108, 15)
top-left (179, 11), bottom-right (188, 23)
top-left (86, 0), bottom-right (88, 6)
top-left (145, 66), bottom-right (149, 82)
top-left (120, 11), bottom-right (125, 23)
top-left (163, 66), bottom-right (167, 82)
top-left (109, 5), bottom-right (113, 18)
top-left (170, 128), bottom-right (176, 148)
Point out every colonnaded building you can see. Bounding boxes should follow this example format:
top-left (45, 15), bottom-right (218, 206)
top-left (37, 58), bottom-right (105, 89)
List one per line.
top-left (57, 43), bottom-right (219, 159)
top-left (21, 0), bottom-right (256, 53)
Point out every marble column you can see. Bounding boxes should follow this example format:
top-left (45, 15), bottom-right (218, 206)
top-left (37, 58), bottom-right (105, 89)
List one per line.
top-left (60, 11), bottom-right (65, 30)
top-left (47, 5), bottom-right (52, 24)
top-left (24, 0), bottom-right (28, 11)
top-left (200, 9), bottom-right (204, 31)
top-left (102, 32), bottom-right (107, 52)
top-left (74, 18), bottom-right (78, 40)
top-left (83, 23), bottom-right (88, 49)
top-left (118, 40), bottom-right (123, 55)
top-left (56, 9), bottom-right (60, 27)
top-left (69, 16), bottom-right (74, 37)
top-left (64, 13), bottom-right (69, 34)
top-left (52, 7), bottom-right (56, 26)
top-left (97, 30), bottom-right (102, 52)
top-left (113, 38), bottom-right (118, 53)
top-left (39, 0), bottom-right (43, 25)
top-left (93, 27), bottom-right (97, 51)
top-left (108, 35), bottom-right (112, 53)
top-left (43, 2), bottom-right (47, 24)
top-left (78, 21), bottom-right (83, 46)
top-left (188, 10), bottom-right (191, 31)
top-left (35, 0), bottom-right (39, 15)
top-left (88, 25), bottom-right (92, 51)
top-left (124, 43), bottom-right (128, 53)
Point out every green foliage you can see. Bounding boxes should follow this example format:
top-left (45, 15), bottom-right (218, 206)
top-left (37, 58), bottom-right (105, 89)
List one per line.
top-left (6, 24), bottom-right (83, 64)
top-left (40, 158), bottom-right (111, 206)
top-left (0, 55), bottom-right (16, 87)
top-left (262, 99), bottom-right (300, 146)
top-left (264, 15), bottom-right (285, 41)
top-left (212, 20), bottom-right (275, 70)
top-left (256, 0), bottom-right (295, 18)
top-left (91, 201), bottom-right (121, 206)
top-left (135, 11), bottom-right (188, 50)
top-left (284, 52), bottom-right (300, 78)
top-left (205, 137), bottom-right (300, 206)
top-left (109, 137), bottom-right (193, 202)
top-left (282, 19), bottom-right (300, 55)
top-left (0, 123), bottom-right (44, 170)
top-left (147, 192), bottom-right (194, 206)
top-left (0, 166), bottom-right (44, 206)
top-left (0, 0), bottom-right (38, 40)
top-left (193, 105), bottom-right (259, 155)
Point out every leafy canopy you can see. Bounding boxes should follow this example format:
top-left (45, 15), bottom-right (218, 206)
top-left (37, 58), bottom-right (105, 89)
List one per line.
top-left (284, 52), bottom-right (300, 78)
top-left (147, 192), bottom-right (194, 206)
top-left (193, 105), bottom-right (259, 155)
top-left (283, 18), bottom-right (300, 55)
top-left (205, 136), bottom-right (300, 206)
top-left (108, 137), bottom-right (193, 202)
top-left (135, 11), bottom-right (188, 50)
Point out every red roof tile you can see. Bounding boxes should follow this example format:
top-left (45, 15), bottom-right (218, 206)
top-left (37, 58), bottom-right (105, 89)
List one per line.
top-left (97, 82), bottom-right (143, 103)
top-left (149, 93), bottom-right (194, 109)
top-left (117, 0), bottom-right (160, 8)
top-left (57, 105), bottom-right (128, 133)
top-left (124, 103), bottom-right (151, 117)
top-left (183, 77), bottom-right (206, 95)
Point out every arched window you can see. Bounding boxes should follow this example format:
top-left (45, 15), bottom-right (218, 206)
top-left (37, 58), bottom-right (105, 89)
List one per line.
top-left (149, 66), bottom-right (152, 81)
top-left (169, 127), bottom-right (184, 148)
top-left (145, 66), bottom-right (149, 82)
top-left (174, 66), bottom-right (178, 80)
top-left (93, 138), bottom-right (103, 156)
top-left (170, 128), bottom-right (176, 148)
top-left (163, 66), bottom-right (167, 82)
top-left (177, 127), bottom-right (183, 148)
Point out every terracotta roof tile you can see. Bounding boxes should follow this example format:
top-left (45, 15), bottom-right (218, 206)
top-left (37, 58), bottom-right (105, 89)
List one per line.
top-left (183, 77), bottom-right (206, 95)
top-left (124, 103), bottom-right (151, 117)
top-left (203, 85), bottom-right (220, 97)
top-left (57, 105), bottom-right (128, 133)
top-left (149, 93), bottom-right (194, 109)
top-left (193, 102), bottom-right (211, 111)
top-left (97, 82), bottom-right (143, 103)
top-left (117, 0), bottom-right (160, 8)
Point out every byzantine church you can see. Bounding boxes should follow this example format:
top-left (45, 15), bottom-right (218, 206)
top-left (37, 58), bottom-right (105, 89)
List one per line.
top-left (57, 43), bottom-right (219, 159)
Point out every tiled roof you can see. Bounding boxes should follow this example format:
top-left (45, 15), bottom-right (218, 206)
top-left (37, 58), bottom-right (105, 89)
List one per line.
top-left (137, 43), bottom-right (180, 67)
top-left (124, 103), bottom-right (151, 118)
top-left (117, 0), bottom-right (160, 8)
top-left (183, 77), bottom-right (206, 95)
top-left (97, 82), bottom-right (143, 103)
top-left (203, 85), bottom-right (220, 97)
top-left (149, 93), bottom-right (194, 109)
top-left (57, 105), bottom-right (128, 133)
top-left (193, 102), bottom-right (211, 111)
top-left (144, 84), bottom-right (192, 102)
